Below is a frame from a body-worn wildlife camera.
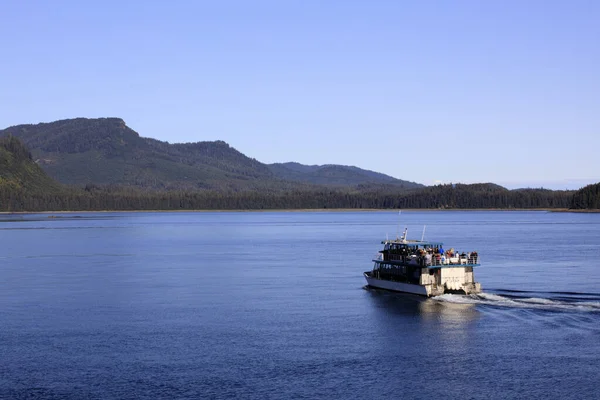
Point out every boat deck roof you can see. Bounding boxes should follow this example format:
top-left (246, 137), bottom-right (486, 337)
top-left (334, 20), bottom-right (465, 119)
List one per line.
top-left (382, 239), bottom-right (444, 247)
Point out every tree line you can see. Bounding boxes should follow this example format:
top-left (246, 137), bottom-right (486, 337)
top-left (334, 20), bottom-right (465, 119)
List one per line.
top-left (2, 136), bottom-right (597, 212)
top-left (0, 184), bottom-right (584, 212)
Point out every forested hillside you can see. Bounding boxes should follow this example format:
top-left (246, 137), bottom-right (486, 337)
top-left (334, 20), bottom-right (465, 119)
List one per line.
top-left (0, 123), bottom-right (587, 213)
top-left (0, 118), bottom-right (417, 191)
top-left (0, 136), bottom-right (64, 194)
top-left (0, 118), bottom-right (285, 190)
top-left (268, 162), bottom-right (421, 188)
top-left (0, 145), bottom-right (576, 213)
top-left (571, 183), bottom-right (600, 209)
top-left (0, 136), bottom-right (68, 211)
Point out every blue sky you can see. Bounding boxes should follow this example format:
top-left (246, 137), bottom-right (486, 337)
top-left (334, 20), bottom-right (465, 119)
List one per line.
top-left (1, 0), bottom-right (598, 189)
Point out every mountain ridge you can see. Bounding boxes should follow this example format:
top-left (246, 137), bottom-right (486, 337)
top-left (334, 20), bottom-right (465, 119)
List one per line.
top-left (0, 117), bottom-right (421, 191)
top-left (0, 135), bottom-right (588, 212)
top-left (267, 162), bottom-right (420, 188)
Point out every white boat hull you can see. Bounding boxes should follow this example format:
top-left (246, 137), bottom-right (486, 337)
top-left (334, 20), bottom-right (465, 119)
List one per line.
top-left (364, 273), bottom-right (431, 296)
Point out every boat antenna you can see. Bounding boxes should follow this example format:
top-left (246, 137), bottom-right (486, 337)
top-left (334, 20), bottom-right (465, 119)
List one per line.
top-left (421, 225), bottom-right (426, 241)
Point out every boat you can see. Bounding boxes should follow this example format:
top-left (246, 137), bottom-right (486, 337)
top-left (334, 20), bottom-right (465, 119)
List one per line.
top-left (364, 228), bottom-right (481, 297)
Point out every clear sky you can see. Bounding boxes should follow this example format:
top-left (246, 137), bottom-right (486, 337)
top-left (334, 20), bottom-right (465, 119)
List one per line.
top-left (1, 0), bottom-right (598, 189)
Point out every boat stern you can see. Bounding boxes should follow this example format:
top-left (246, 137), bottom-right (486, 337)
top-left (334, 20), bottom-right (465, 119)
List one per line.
top-left (439, 267), bottom-right (481, 295)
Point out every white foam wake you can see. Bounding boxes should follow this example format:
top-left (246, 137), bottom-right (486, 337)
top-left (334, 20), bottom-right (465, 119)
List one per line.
top-left (433, 292), bottom-right (600, 312)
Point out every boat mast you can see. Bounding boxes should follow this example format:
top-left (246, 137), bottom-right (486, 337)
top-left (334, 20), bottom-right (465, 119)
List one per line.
top-left (401, 227), bottom-right (408, 242)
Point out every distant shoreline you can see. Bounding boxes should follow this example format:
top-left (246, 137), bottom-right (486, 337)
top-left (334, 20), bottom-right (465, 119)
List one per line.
top-left (2, 208), bottom-right (599, 214)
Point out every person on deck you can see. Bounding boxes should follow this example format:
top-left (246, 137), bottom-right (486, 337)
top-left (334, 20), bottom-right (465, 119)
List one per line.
top-left (425, 253), bottom-right (432, 266)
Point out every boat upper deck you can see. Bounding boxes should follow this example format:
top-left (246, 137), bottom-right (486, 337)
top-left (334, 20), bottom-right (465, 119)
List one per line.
top-left (374, 252), bottom-right (481, 268)
top-left (377, 229), bottom-right (480, 268)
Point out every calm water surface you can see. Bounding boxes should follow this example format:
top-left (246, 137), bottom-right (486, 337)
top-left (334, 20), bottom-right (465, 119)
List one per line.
top-left (1, 211), bottom-right (599, 399)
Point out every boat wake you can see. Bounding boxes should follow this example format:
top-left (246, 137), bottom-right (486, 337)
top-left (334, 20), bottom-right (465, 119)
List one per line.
top-left (434, 291), bottom-right (600, 313)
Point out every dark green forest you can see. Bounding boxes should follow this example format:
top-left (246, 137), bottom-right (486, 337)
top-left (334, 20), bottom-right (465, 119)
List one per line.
top-left (1, 132), bottom-right (598, 212)
top-left (571, 183), bottom-right (600, 209)
top-left (0, 118), bottom-right (420, 190)
top-left (0, 184), bottom-right (581, 212)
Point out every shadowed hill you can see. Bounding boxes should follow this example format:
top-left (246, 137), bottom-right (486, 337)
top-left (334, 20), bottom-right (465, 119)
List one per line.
top-left (0, 136), bottom-right (64, 196)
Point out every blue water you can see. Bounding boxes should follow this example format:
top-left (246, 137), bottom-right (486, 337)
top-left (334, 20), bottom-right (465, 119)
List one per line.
top-left (1, 211), bottom-right (599, 399)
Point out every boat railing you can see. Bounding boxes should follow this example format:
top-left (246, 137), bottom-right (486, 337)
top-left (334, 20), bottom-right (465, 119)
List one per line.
top-left (431, 255), bottom-right (479, 266)
top-left (378, 251), bottom-right (479, 266)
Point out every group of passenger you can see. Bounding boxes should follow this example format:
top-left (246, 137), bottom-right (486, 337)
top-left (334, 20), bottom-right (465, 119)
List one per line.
top-left (382, 245), bottom-right (478, 266)
top-left (415, 247), bottom-right (478, 266)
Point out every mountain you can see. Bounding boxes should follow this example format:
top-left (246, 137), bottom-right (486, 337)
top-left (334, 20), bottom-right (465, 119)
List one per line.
top-left (0, 118), bottom-right (420, 191)
top-left (268, 162), bottom-right (423, 188)
top-left (0, 135), bottom-right (64, 194)
top-left (0, 137), bottom-right (577, 212)
top-left (0, 118), bottom-right (286, 191)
